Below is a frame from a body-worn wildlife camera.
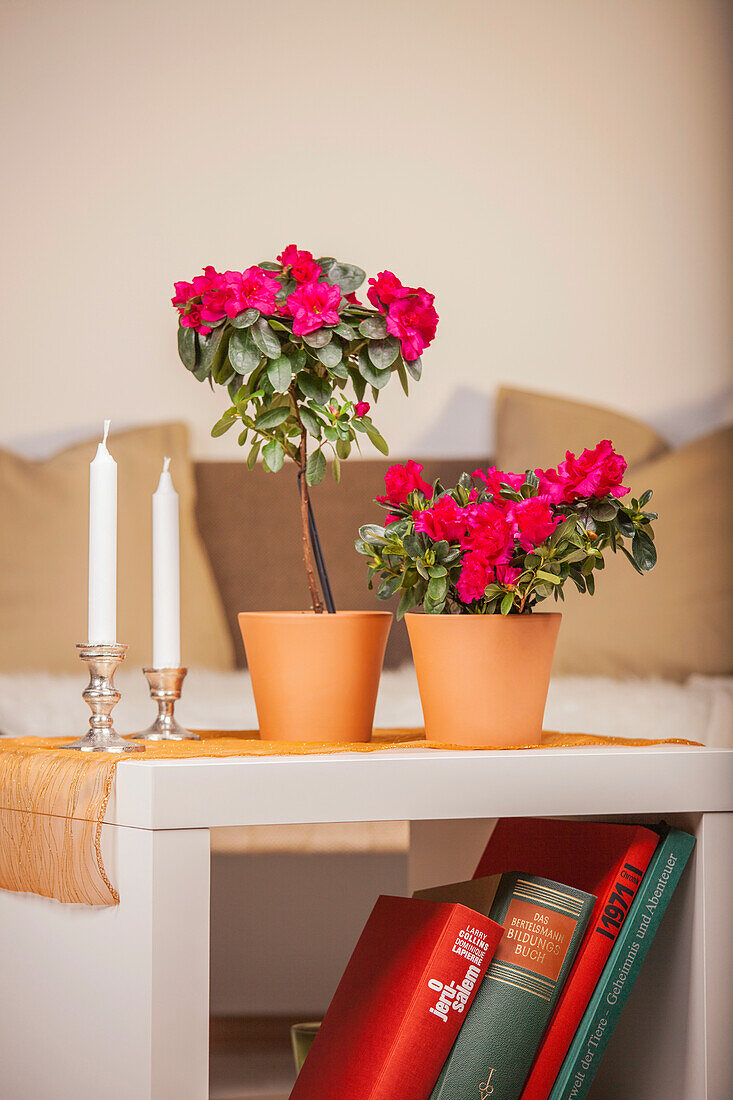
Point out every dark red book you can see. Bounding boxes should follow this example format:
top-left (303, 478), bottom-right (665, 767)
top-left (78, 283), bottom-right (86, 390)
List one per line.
top-left (472, 818), bottom-right (659, 1100)
top-left (289, 894), bottom-right (503, 1100)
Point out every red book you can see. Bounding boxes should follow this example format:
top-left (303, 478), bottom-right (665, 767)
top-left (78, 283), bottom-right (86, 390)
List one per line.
top-left (289, 894), bottom-right (503, 1100)
top-left (473, 818), bottom-right (659, 1100)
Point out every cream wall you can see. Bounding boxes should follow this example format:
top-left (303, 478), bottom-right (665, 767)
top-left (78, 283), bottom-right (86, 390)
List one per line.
top-left (1, 0), bottom-right (731, 460)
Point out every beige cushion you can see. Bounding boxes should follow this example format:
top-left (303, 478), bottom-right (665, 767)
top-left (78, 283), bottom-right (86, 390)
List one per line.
top-left (495, 386), bottom-right (668, 474)
top-left (552, 427), bottom-right (733, 678)
top-left (0, 423), bottom-right (234, 672)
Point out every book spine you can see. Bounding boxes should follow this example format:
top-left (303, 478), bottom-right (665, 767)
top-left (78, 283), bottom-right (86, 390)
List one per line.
top-left (519, 826), bottom-right (659, 1100)
top-left (371, 906), bottom-right (503, 1100)
top-left (548, 829), bottom-right (695, 1100)
top-left (431, 875), bottom-right (594, 1100)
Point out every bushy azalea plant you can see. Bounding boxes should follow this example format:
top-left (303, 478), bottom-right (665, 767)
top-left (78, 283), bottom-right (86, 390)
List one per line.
top-left (172, 247), bottom-right (438, 611)
top-left (356, 441), bottom-right (657, 617)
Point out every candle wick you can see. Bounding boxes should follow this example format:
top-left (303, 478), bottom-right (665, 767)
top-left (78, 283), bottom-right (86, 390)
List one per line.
top-left (103, 419), bottom-right (111, 446)
top-left (163, 456), bottom-right (171, 474)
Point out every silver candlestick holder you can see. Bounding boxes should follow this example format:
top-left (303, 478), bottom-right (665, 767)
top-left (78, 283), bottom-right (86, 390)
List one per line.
top-left (130, 667), bottom-right (199, 741)
top-left (65, 643), bottom-right (145, 753)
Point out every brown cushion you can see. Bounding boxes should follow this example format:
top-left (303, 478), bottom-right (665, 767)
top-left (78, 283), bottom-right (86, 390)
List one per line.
top-left (194, 457), bottom-right (487, 668)
top-left (0, 423), bottom-right (234, 672)
top-left (495, 386), bottom-right (668, 474)
top-left (552, 426), bottom-right (733, 678)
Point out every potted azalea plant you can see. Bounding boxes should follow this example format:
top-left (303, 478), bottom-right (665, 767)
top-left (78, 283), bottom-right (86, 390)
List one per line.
top-left (172, 246), bottom-right (438, 741)
top-left (357, 442), bottom-right (657, 746)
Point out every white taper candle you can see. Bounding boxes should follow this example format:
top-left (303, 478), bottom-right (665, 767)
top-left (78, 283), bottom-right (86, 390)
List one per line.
top-left (88, 419), bottom-right (117, 643)
top-left (152, 456), bottom-right (181, 668)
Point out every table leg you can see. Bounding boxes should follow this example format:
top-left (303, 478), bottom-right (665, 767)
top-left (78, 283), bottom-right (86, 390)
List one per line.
top-left (0, 820), bottom-right (210, 1100)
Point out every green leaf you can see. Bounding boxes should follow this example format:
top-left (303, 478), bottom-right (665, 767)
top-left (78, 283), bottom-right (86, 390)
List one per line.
top-left (316, 341), bottom-right (343, 368)
top-left (238, 427), bottom-right (249, 446)
top-left (590, 499), bottom-right (618, 523)
top-left (177, 324), bottom-right (197, 369)
top-left (298, 373), bottom-right (332, 404)
top-left (500, 593), bottom-right (514, 615)
top-left (262, 439), bottom-right (284, 472)
top-left (229, 329), bottom-right (261, 374)
top-left (365, 423), bottom-right (389, 455)
top-left (334, 321), bottom-right (356, 340)
top-left (358, 346), bottom-right (391, 389)
top-left (620, 544), bottom-right (645, 575)
top-left (258, 260), bottom-right (280, 270)
top-left (427, 575), bottom-right (448, 603)
top-left (396, 359), bottom-right (410, 396)
top-left (396, 587), bottom-right (418, 620)
top-left (305, 449), bottom-right (326, 486)
top-left (405, 355), bottom-right (422, 381)
top-left (331, 454), bottom-right (341, 483)
top-left (211, 414), bottom-right (237, 437)
top-left (246, 441), bottom-right (260, 469)
top-left (198, 325), bottom-right (225, 373)
top-left (229, 308), bottom-right (260, 329)
top-left (632, 530), bottom-right (657, 571)
top-left (255, 406), bottom-right (290, 430)
top-left (359, 525), bottom-right (389, 548)
top-left (615, 511), bottom-right (635, 538)
top-left (266, 356), bottom-right (293, 392)
top-left (359, 316), bottom-right (388, 340)
top-left (638, 489), bottom-right (653, 508)
top-left (299, 406), bottom-right (323, 439)
top-left (303, 328), bottom-right (331, 348)
top-left (536, 570), bottom-right (561, 584)
top-left (368, 336), bottom-right (399, 370)
top-left (586, 572), bottom-right (595, 595)
top-left (251, 317), bottom-right (281, 359)
top-left (324, 262), bottom-right (366, 294)
top-left (377, 574), bottom-right (402, 599)
top-left (336, 437), bottom-right (351, 460)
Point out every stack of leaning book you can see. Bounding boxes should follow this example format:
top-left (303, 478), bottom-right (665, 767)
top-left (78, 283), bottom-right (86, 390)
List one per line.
top-left (289, 818), bottom-right (695, 1100)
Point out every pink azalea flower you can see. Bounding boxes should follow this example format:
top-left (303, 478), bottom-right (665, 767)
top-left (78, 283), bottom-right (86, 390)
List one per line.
top-left (509, 495), bottom-right (559, 550)
top-left (377, 461), bottom-right (432, 506)
top-left (367, 271), bottom-right (410, 312)
top-left (472, 466), bottom-right (524, 497)
top-left (495, 563), bottom-right (521, 586)
top-left (386, 294), bottom-right (439, 361)
top-left (354, 401), bottom-right (370, 418)
top-left (456, 550), bottom-right (495, 603)
top-left (413, 496), bottom-right (468, 542)
top-left (278, 245), bottom-right (322, 284)
top-left (286, 281), bottom-right (341, 335)
top-left (537, 440), bottom-right (629, 503)
top-left (464, 501), bottom-right (513, 563)
top-left (191, 265), bottom-right (225, 297)
top-left (222, 266), bottom-right (280, 318)
top-left (171, 281), bottom-right (195, 307)
top-left (179, 307), bottom-right (211, 335)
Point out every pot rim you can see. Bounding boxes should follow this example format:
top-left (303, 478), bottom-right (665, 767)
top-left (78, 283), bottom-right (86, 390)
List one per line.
top-left (238, 609), bottom-right (393, 621)
top-left (405, 610), bottom-right (562, 621)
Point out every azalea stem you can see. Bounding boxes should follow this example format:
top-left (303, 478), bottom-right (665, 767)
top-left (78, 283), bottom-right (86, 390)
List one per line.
top-left (297, 424), bottom-right (324, 614)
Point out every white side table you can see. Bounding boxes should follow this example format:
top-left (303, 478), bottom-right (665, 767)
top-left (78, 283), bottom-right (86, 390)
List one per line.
top-left (0, 743), bottom-right (731, 1100)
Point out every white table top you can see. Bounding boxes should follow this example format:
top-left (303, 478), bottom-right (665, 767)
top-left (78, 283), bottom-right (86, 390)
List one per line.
top-left (108, 743), bottom-right (733, 829)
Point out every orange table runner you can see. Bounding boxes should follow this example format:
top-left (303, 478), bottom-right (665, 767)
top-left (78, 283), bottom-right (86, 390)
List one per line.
top-left (0, 729), bottom-right (702, 906)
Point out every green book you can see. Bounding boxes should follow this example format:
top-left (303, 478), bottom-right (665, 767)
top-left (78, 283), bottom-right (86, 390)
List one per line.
top-left (548, 825), bottom-right (696, 1100)
top-left (415, 872), bottom-right (595, 1100)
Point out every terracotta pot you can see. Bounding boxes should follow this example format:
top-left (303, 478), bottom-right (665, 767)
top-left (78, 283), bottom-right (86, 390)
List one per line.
top-left (238, 611), bottom-right (392, 743)
top-left (406, 612), bottom-right (561, 746)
